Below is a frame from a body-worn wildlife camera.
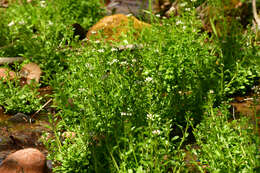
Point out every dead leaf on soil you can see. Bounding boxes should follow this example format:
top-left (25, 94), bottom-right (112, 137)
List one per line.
top-left (19, 63), bottom-right (42, 85)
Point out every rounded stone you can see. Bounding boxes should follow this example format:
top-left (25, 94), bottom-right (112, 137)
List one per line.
top-left (7, 113), bottom-right (35, 124)
top-left (87, 14), bottom-right (150, 42)
top-left (0, 148), bottom-right (48, 173)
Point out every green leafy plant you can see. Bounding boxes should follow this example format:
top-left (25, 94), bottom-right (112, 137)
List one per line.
top-left (0, 0), bottom-right (259, 172)
top-left (190, 92), bottom-right (259, 172)
top-left (0, 0), bottom-right (105, 82)
top-left (113, 114), bottom-right (190, 172)
top-left (46, 3), bottom-right (259, 171)
top-left (0, 79), bottom-right (42, 114)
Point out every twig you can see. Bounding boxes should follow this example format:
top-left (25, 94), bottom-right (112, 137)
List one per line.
top-left (0, 57), bottom-right (24, 65)
top-left (252, 0), bottom-right (260, 29)
top-left (31, 98), bottom-right (53, 119)
top-left (232, 106), bottom-right (236, 120)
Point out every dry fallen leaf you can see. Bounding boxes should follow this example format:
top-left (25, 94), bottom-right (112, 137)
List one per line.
top-left (0, 67), bottom-right (16, 81)
top-left (20, 63), bottom-right (42, 85)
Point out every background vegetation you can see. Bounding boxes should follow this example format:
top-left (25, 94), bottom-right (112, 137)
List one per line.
top-left (0, 0), bottom-right (259, 172)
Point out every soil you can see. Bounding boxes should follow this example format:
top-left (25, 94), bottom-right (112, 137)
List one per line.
top-left (0, 86), bottom-right (54, 166)
top-left (0, 108), bottom-right (52, 163)
top-left (230, 84), bottom-right (260, 136)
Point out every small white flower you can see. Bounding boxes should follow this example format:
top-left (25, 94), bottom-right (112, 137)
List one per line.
top-left (40, 0), bottom-right (46, 8)
top-left (85, 63), bottom-right (93, 69)
top-left (147, 113), bottom-right (154, 120)
top-left (121, 112), bottom-right (132, 116)
top-left (180, 2), bottom-right (187, 7)
top-left (176, 20), bottom-right (183, 25)
top-left (18, 20), bottom-right (25, 25)
top-left (252, 86), bottom-right (260, 93)
top-left (156, 14), bottom-right (160, 18)
top-left (120, 61), bottom-right (128, 66)
top-left (185, 8), bottom-right (191, 11)
top-left (111, 48), bottom-right (117, 52)
top-left (152, 130), bottom-right (161, 135)
top-left (236, 16), bottom-right (241, 20)
top-left (82, 38), bottom-right (89, 42)
top-left (78, 88), bottom-right (86, 92)
top-left (112, 59), bottom-right (119, 63)
top-left (183, 26), bottom-right (187, 30)
top-left (123, 40), bottom-right (128, 44)
top-left (191, 0), bottom-right (197, 2)
top-left (8, 21), bottom-right (15, 27)
top-left (125, 44), bottom-right (134, 49)
top-left (169, 6), bottom-right (176, 11)
top-left (94, 40), bottom-right (100, 44)
top-left (91, 31), bottom-right (97, 34)
top-left (145, 77), bottom-right (153, 82)
top-left (209, 90), bottom-right (214, 94)
top-left (97, 49), bottom-right (104, 53)
top-left (132, 59), bottom-right (137, 63)
top-left (48, 21), bottom-right (53, 26)
top-left (121, 112), bottom-right (127, 116)
top-left (144, 71), bottom-right (149, 75)
top-left (108, 59), bottom-right (119, 65)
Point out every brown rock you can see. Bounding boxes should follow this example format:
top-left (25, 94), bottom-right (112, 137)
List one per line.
top-left (0, 68), bottom-right (16, 81)
top-left (20, 63), bottom-right (42, 85)
top-left (105, 0), bottom-right (151, 16)
top-left (87, 14), bottom-right (150, 42)
top-left (0, 0), bottom-right (9, 8)
top-left (0, 148), bottom-right (48, 173)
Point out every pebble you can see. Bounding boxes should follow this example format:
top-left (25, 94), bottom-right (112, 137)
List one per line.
top-left (0, 148), bottom-right (48, 173)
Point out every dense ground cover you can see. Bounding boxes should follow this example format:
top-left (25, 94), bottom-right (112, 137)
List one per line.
top-left (0, 0), bottom-right (259, 172)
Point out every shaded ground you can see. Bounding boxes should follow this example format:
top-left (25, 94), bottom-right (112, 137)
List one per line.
top-left (0, 86), bottom-right (54, 165)
top-left (231, 83), bottom-right (260, 136)
top-left (0, 108), bottom-right (52, 163)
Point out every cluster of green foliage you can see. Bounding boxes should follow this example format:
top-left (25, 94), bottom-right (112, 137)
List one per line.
top-left (0, 0), bottom-right (104, 113)
top-left (190, 93), bottom-right (259, 172)
top-left (0, 0), bottom-right (259, 172)
top-left (0, 0), bottom-right (104, 79)
top-left (0, 75), bottom-right (42, 114)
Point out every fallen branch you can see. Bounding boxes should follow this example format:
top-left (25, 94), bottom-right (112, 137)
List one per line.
top-left (252, 0), bottom-right (260, 29)
top-left (31, 98), bottom-right (53, 119)
top-left (0, 57), bottom-right (24, 65)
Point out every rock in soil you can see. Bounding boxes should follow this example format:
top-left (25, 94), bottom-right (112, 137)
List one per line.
top-left (87, 14), bottom-right (150, 42)
top-left (7, 113), bottom-right (35, 124)
top-left (0, 148), bottom-right (48, 173)
top-left (105, 0), bottom-right (151, 16)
